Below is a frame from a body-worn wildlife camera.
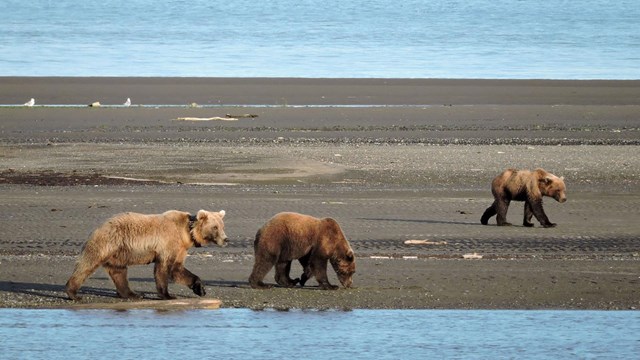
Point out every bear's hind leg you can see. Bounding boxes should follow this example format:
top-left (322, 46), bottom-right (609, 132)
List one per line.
top-left (523, 202), bottom-right (535, 227)
top-left (480, 201), bottom-right (498, 225)
top-left (65, 253), bottom-right (102, 301)
top-left (105, 264), bottom-right (141, 299)
top-left (249, 252), bottom-right (276, 289)
top-left (275, 261), bottom-right (299, 287)
top-left (496, 199), bottom-right (512, 226)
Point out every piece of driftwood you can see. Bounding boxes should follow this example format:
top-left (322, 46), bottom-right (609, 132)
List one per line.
top-left (404, 240), bottom-right (448, 245)
top-left (65, 298), bottom-right (222, 310)
top-left (174, 116), bottom-right (238, 121)
top-left (462, 253), bottom-right (483, 259)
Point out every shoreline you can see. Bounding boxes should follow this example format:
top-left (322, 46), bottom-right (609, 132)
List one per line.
top-left (2, 255), bottom-right (638, 310)
top-left (3, 77), bottom-right (640, 106)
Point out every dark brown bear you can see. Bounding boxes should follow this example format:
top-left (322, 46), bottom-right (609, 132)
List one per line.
top-left (249, 212), bottom-right (355, 290)
top-left (480, 168), bottom-right (566, 227)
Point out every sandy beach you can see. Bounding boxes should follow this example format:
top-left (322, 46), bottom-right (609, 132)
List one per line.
top-left (0, 77), bottom-right (638, 310)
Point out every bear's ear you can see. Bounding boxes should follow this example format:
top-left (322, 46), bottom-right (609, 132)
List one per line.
top-left (197, 210), bottom-right (208, 221)
top-left (345, 250), bottom-right (354, 262)
top-left (219, 210), bottom-right (225, 218)
top-left (543, 176), bottom-right (554, 185)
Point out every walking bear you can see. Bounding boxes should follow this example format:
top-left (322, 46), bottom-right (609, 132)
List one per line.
top-left (66, 209), bottom-right (227, 300)
top-left (481, 168), bottom-right (566, 227)
top-left (249, 212), bottom-right (355, 290)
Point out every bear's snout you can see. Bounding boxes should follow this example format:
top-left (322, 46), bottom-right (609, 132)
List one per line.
top-left (340, 276), bottom-right (353, 288)
top-left (217, 236), bottom-right (228, 247)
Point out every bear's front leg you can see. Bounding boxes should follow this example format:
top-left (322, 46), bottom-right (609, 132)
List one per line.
top-left (528, 199), bottom-right (556, 228)
top-left (299, 272), bottom-right (310, 287)
top-left (312, 258), bottom-right (338, 290)
top-left (154, 262), bottom-right (175, 300)
top-left (298, 253), bottom-right (312, 287)
top-left (190, 278), bottom-right (206, 296)
top-left (541, 221), bottom-right (557, 228)
top-left (172, 265), bottom-right (206, 296)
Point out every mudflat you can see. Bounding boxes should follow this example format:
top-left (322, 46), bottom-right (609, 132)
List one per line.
top-left (0, 77), bottom-right (638, 310)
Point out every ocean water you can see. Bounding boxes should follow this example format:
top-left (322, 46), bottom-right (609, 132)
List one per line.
top-left (1, 0), bottom-right (638, 79)
top-left (1, 309), bottom-right (638, 359)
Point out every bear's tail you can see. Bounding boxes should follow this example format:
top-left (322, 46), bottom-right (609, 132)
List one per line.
top-left (253, 228), bottom-right (262, 252)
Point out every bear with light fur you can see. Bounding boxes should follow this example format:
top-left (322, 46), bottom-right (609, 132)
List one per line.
top-left (66, 209), bottom-right (227, 300)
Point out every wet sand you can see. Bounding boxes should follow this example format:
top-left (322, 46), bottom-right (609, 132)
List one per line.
top-left (0, 77), bottom-right (638, 310)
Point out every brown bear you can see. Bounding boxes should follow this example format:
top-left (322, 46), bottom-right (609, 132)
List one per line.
top-left (248, 212), bottom-right (355, 290)
top-left (65, 209), bottom-right (227, 301)
top-left (480, 168), bottom-right (566, 227)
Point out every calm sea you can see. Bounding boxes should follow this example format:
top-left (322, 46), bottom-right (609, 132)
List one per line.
top-left (1, 309), bottom-right (638, 359)
top-left (1, 0), bottom-right (638, 79)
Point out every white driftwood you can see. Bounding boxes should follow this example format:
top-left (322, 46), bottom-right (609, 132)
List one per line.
top-left (404, 240), bottom-right (448, 245)
top-left (66, 298), bottom-right (222, 310)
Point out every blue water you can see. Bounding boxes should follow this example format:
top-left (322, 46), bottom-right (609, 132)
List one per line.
top-left (1, 0), bottom-right (639, 79)
top-left (0, 309), bottom-right (638, 359)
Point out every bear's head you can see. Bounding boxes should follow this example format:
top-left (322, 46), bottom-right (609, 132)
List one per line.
top-left (327, 222), bottom-right (356, 288)
top-left (539, 173), bottom-right (567, 203)
top-left (330, 249), bottom-right (356, 288)
top-left (192, 210), bottom-right (228, 247)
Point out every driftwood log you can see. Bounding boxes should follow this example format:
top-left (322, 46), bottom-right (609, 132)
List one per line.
top-left (64, 298), bottom-right (222, 310)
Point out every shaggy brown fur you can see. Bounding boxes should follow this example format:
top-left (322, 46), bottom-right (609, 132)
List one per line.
top-left (481, 168), bottom-right (567, 227)
top-left (65, 209), bottom-right (227, 300)
top-left (249, 212), bottom-right (355, 290)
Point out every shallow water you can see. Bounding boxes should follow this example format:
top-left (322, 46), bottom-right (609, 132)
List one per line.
top-left (2, 0), bottom-right (639, 79)
top-left (1, 309), bottom-right (638, 359)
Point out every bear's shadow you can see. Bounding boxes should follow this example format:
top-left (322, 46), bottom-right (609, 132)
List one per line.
top-left (100, 276), bottom-right (325, 290)
top-left (99, 276), bottom-right (252, 290)
top-left (1, 279), bottom-right (339, 303)
top-left (203, 279), bottom-right (328, 290)
top-left (0, 281), bottom-right (116, 300)
top-left (357, 217), bottom-right (481, 226)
